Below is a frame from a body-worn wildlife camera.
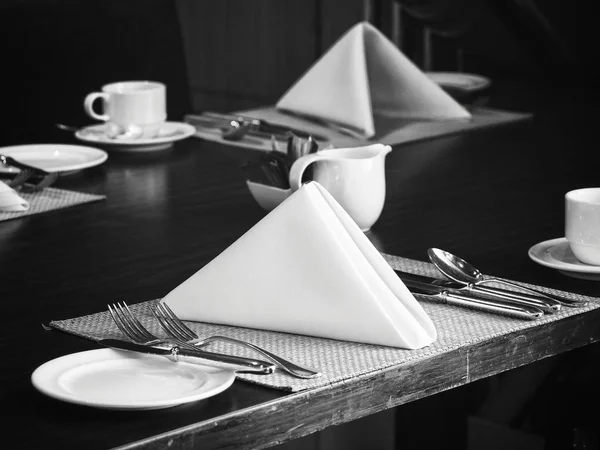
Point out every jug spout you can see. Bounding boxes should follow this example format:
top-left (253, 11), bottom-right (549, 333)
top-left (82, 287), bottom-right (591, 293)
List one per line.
top-left (370, 143), bottom-right (391, 160)
top-left (364, 143), bottom-right (391, 158)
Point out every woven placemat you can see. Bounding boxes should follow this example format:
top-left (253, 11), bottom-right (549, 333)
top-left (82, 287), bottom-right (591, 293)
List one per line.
top-left (49, 254), bottom-right (599, 392)
top-left (0, 187), bottom-right (105, 222)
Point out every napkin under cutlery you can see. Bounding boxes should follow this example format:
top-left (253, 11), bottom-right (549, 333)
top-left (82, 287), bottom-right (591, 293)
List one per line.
top-left (276, 21), bottom-right (471, 138)
top-left (0, 180), bottom-right (29, 212)
top-left (161, 181), bottom-right (437, 349)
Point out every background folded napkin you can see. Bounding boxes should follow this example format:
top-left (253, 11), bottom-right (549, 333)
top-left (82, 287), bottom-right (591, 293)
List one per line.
top-left (0, 180), bottom-right (29, 212)
top-left (162, 181), bottom-right (436, 349)
top-left (276, 21), bottom-right (471, 138)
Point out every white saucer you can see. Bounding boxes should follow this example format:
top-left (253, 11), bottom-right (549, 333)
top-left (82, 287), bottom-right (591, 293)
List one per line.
top-left (0, 144), bottom-right (108, 175)
top-left (425, 72), bottom-right (491, 93)
top-left (31, 348), bottom-right (236, 410)
top-left (75, 122), bottom-right (196, 152)
top-left (528, 237), bottom-right (600, 281)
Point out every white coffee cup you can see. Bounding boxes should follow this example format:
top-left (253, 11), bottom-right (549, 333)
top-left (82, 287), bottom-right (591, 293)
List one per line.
top-left (84, 81), bottom-right (166, 138)
top-left (565, 187), bottom-right (600, 265)
top-left (289, 144), bottom-right (391, 231)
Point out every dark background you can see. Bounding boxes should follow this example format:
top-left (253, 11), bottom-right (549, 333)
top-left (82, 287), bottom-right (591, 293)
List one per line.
top-left (0, 0), bottom-right (591, 147)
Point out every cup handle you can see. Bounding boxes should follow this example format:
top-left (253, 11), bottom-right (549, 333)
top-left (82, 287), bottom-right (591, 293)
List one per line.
top-left (84, 92), bottom-right (110, 121)
top-left (289, 153), bottom-right (330, 191)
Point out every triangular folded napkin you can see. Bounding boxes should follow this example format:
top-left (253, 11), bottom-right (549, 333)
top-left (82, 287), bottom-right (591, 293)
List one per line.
top-left (276, 21), bottom-right (471, 138)
top-left (162, 181), bottom-right (437, 349)
top-left (0, 180), bottom-right (29, 212)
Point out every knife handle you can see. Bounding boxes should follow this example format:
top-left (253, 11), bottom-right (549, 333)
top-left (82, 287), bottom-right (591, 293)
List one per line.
top-left (474, 279), bottom-right (589, 308)
top-left (173, 346), bottom-right (276, 375)
top-left (442, 291), bottom-right (544, 320)
top-left (468, 284), bottom-right (562, 314)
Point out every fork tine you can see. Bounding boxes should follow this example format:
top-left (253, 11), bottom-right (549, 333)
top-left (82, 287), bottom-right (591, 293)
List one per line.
top-left (108, 303), bottom-right (138, 341)
top-left (160, 303), bottom-right (197, 340)
top-left (109, 303), bottom-right (146, 342)
top-left (152, 304), bottom-right (188, 341)
top-left (154, 303), bottom-right (195, 341)
top-left (118, 303), bottom-right (150, 342)
top-left (109, 302), bottom-right (206, 353)
top-left (119, 302), bottom-right (156, 341)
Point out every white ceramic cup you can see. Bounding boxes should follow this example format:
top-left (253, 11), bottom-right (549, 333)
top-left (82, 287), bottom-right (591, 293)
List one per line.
top-left (84, 81), bottom-right (166, 138)
top-left (288, 144), bottom-right (391, 231)
top-left (565, 187), bottom-right (600, 265)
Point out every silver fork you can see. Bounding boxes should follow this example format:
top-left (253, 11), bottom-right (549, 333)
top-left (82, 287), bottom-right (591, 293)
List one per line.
top-left (107, 302), bottom-right (276, 374)
top-left (108, 302), bottom-right (206, 352)
top-left (153, 302), bottom-right (321, 379)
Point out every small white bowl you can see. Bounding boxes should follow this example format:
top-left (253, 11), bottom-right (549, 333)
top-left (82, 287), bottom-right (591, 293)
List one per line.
top-left (246, 180), bottom-right (292, 211)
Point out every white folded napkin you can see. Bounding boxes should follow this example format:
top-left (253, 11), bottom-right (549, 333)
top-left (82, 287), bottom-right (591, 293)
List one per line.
top-left (276, 21), bottom-right (471, 138)
top-left (162, 181), bottom-right (436, 349)
top-left (0, 180), bottom-right (29, 212)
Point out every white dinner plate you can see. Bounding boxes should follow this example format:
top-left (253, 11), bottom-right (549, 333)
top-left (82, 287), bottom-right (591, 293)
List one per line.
top-left (528, 237), bottom-right (600, 281)
top-left (0, 144), bottom-right (108, 174)
top-left (31, 348), bottom-right (236, 410)
top-left (425, 72), bottom-right (491, 93)
top-left (75, 121), bottom-right (196, 152)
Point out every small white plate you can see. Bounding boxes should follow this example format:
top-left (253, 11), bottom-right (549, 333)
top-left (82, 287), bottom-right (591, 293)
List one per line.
top-left (425, 72), bottom-right (491, 93)
top-left (31, 348), bottom-right (236, 410)
top-left (528, 237), bottom-right (600, 281)
top-left (75, 122), bottom-right (196, 152)
top-left (0, 144), bottom-right (108, 174)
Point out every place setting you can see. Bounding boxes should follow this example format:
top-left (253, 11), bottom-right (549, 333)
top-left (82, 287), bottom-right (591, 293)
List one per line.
top-left (41, 174), bottom-right (598, 410)
top-left (61, 81), bottom-right (196, 152)
top-left (0, 145), bottom-right (107, 221)
top-left (186, 22), bottom-right (529, 153)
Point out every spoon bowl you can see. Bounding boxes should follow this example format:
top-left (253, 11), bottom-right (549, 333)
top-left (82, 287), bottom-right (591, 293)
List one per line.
top-left (427, 248), bottom-right (589, 308)
top-left (427, 248), bottom-right (482, 284)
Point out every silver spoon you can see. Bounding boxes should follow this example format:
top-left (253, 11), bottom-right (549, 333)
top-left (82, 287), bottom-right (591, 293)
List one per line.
top-left (427, 248), bottom-right (589, 308)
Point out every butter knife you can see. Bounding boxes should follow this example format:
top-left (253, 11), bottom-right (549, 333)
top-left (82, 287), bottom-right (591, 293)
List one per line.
top-left (99, 339), bottom-right (276, 375)
top-left (395, 270), bottom-right (561, 314)
top-left (401, 278), bottom-right (544, 320)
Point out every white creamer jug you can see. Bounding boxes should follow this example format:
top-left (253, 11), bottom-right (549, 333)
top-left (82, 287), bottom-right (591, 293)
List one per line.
top-left (289, 144), bottom-right (391, 231)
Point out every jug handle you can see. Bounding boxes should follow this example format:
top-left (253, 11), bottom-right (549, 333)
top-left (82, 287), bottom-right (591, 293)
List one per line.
top-left (289, 154), bottom-right (333, 191)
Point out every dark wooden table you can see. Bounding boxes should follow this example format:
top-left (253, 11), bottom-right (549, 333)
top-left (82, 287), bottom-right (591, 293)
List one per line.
top-left (1, 81), bottom-right (599, 449)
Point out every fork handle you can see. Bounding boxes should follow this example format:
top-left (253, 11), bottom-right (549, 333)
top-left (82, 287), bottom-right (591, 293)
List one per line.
top-left (195, 335), bottom-right (321, 379)
top-left (146, 338), bottom-right (277, 375)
